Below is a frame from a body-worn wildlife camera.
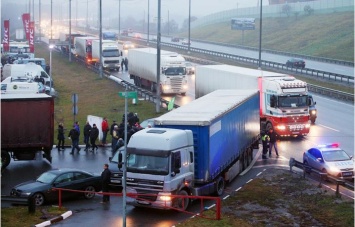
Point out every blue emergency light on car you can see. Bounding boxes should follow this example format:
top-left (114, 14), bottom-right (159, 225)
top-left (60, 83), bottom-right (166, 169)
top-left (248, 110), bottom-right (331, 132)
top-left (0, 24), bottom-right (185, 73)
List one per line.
top-left (318, 143), bottom-right (339, 148)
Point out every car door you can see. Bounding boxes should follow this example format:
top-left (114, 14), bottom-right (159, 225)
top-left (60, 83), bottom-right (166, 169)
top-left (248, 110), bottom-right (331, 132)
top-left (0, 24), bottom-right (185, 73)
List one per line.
top-left (307, 149), bottom-right (319, 169)
top-left (52, 172), bottom-right (75, 200)
top-left (311, 149), bottom-right (323, 171)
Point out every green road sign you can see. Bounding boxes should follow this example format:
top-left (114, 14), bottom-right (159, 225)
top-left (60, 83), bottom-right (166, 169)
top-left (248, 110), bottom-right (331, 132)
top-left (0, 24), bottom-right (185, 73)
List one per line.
top-left (119, 91), bottom-right (137, 99)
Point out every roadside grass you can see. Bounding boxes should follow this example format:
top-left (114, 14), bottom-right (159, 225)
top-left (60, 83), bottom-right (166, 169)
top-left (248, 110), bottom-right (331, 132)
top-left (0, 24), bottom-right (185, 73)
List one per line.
top-left (177, 169), bottom-right (354, 227)
top-left (1, 206), bottom-right (67, 227)
top-left (186, 11), bottom-right (354, 62)
top-left (35, 43), bottom-right (167, 146)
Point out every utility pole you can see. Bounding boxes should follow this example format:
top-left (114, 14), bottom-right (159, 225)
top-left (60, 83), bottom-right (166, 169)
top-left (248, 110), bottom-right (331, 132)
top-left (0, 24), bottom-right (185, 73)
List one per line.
top-left (69, 0), bottom-right (72, 62)
top-left (156, 0), bottom-right (161, 113)
top-left (258, 0), bottom-right (262, 69)
top-left (99, 0), bottom-right (103, 78)
top-left (188, 0), bottom-right (191, 53)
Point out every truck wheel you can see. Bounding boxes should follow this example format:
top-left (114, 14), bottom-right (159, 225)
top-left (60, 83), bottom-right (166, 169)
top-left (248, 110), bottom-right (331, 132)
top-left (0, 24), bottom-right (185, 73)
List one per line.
top-left (173, 190), bottom-right (189, 211)
top-left (1, 151), bottom-right (11, 170)
top-left (266, 123), bottom-right (273, 131)
top-left (247, 148), bottom-right (253, 166)
top-left (215, 176), bottom-right (225, 196)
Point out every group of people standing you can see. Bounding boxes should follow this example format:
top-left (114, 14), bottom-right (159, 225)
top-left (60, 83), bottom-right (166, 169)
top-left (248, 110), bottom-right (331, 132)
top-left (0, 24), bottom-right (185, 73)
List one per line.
top-left (261, 128), bottom-right (279, 159)
top-left (120, 57), bottom-right (128, 72)
top-left (57, 114), bottom-right (143, 155)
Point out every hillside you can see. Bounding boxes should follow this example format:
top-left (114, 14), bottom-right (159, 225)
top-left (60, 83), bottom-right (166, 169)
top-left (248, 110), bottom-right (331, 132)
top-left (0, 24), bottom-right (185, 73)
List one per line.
top-left (186, 11), bottom-right (354, 62)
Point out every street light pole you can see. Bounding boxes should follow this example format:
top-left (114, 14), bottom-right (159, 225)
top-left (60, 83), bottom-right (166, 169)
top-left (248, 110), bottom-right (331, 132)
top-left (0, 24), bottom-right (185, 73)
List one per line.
top-left (51, 0), bottom-right (53, 40)
top-left (188, 0), bottom-right (191, 53)
top-left (118, 0), bottom-right (121, 37)
top-left (69, 0), bottom-right (72, 62)
top-left (156, 0), bottom-right (161, 113)
top-left (258, 0), bottom-right (263, 69)
top-left (99, 0), bottom-right (103, 78)
top-left (147, 0), bottom-right (150, 45)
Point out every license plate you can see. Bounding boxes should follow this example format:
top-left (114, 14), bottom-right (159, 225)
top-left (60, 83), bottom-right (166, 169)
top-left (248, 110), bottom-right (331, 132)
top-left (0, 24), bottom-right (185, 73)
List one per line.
top-left (342, 172), bottom-right (353, 177)
top-left (111, 180), bottom-right (121, 183)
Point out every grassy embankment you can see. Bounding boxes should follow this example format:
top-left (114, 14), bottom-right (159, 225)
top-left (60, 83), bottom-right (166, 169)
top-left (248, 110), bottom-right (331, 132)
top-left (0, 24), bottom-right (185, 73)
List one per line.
top-left (35, 43), bottom-right (166, 146)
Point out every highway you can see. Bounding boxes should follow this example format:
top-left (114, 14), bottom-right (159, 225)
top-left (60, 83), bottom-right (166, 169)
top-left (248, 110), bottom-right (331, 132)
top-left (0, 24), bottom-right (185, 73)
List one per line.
top-left (2, 37), bottom-right (353, 226)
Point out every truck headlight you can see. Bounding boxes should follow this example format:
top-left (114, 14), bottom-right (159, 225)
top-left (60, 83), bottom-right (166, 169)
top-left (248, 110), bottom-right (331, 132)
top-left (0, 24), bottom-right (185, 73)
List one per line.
top-left (311, 110), bottom-right (317, 115)
top-left (276, 125), bottom-right (286, 130)
top-left (305, 123), bottom-right (311, 128)
top-left (158, 192), bottom-right (172, 202)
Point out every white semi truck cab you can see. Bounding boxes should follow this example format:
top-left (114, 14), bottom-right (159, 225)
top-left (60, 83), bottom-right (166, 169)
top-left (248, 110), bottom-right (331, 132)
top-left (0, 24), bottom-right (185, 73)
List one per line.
top-left (126, 128), bottom-right (194, 209)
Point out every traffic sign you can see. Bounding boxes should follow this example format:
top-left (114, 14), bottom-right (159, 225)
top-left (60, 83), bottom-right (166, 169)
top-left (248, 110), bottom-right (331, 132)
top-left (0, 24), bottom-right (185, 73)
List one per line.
top-left (119, 91), bottom-right (137, 99)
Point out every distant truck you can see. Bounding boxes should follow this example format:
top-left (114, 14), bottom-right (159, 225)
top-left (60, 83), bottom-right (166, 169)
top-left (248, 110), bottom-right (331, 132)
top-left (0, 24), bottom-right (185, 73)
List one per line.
top-left (59, 33), bottom-right (85, 54)
top-left (71, 36), bottom-right (98, 64)
top-left (126, 89), bottom-right (260, 210)
top-left (2, 63), bottom-right (52, 86)
top-left (92, 40), bottom-right (121, 71)
top-left (128, 48), bottom-right (188, 95)
top-left (1, 93), bottom-right (54, 170)
top-left (195, 65), bottom-right (313, 136)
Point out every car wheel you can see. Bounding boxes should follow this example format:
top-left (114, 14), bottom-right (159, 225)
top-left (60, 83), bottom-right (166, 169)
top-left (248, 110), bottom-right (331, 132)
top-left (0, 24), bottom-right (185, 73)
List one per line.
top-left (83, 186), bottom-right (96, 199)
top-left (173, 190), bottom-right (189, 211)
top-left (33, 192), bottom-right (45, 206)
top-left (321, 169), bottom-right (329, 181)
top-left (1, 151), bottom-right (11, 169)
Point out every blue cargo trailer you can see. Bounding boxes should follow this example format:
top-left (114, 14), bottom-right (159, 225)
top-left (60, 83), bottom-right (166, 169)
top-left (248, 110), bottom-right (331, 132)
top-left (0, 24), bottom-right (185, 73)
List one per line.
top-left (126, 89), bottom-right (260, 210)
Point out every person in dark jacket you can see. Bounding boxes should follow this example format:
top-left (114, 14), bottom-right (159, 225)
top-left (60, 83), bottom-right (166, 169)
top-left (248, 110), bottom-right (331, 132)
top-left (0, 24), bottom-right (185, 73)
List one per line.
top-left (101, 163), bottom-right (111, 203)
top-left (124, 57), bottom-right (128, 71)
top-left (90, 124), bottom-right (99, 152)
top-left (83, 121), bottom-right (92, 151)
top-left (57, 123), bottom-right (65, 151)
top-left (111, 125), bottom-right (120, 152)
top-left (68, 125), bottom-right (81, 154)
top-left (109, 120), bottom-right (118, 137)
top-left (120, 58), bottom-right (125, 72)
top-left (267, 128), bottom-right (279, 157)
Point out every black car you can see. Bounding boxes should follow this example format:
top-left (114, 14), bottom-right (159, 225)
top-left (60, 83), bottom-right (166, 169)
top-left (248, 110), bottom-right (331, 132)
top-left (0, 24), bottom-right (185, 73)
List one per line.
top-left (286, 58), bottom-right (306, 69)
top-left (10, 168), bottom-right (102, 206)
top-left (171, 37), bottom-right (180, 42)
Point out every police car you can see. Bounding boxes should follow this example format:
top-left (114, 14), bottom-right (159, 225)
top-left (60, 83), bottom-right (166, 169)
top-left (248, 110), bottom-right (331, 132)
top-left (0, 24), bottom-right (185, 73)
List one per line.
top-left (303, 143), bottom-right (354, 179)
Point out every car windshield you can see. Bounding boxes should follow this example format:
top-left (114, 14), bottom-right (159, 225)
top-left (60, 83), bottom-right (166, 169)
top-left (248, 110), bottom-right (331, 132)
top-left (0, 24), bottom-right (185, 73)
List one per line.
top-left (278, 95), bottom-right (308, 108)
top-left (127, 154), bottom-right (169, 175)
top-left (36, 171), bottom-right (58, 183)
top-left (322, 149), bottom-right (351, 162)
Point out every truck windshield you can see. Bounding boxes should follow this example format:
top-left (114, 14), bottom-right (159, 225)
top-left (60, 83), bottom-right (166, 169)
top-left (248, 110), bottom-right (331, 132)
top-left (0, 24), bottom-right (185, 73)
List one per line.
top-left (164, 67), bottom-right (186, 76)
top-left (278, 95), bottom-right (308, 108)
top-left (102, 49), bottom-right (120, 57)
top-left (126, 154), bottom-right (169, 175)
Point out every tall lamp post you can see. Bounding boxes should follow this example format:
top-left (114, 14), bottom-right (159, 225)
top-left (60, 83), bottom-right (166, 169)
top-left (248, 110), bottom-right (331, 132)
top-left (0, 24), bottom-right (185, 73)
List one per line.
top-left (188, 0), bottom-right (191, 53)
top-left (147, 0), bottom-right (150, 45)
top-left (49, 44), bottom-right (54, 95)
top-left (258, 0), bottom-right (263, 69)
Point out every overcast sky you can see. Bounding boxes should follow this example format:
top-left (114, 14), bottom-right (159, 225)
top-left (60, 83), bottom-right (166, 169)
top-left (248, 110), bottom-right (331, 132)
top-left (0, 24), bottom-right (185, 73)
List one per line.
top-left (1, 0), bottom-right (266, 29)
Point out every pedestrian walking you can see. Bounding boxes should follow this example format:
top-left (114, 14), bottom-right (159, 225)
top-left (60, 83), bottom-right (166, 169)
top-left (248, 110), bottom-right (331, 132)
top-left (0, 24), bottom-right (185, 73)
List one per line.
top-left (261, 131), bottom-right (270, 159)
top-left (101, 117), bottom-right (109, 145)
top-left (83, 121), bottom-right (92, 151)
top-left (111, 125), bottom-right (120, 152)
top-left (125, 57), bottom-right (129, 71)
top-left (120, 58), bottom-right (125, 72)
top-left (90, 124), bottom-right (99, 152)
top-left (45, 64), bottom-right (50, 74)
top-left (57, 123), bottom-right (65, 151)
top-left (267, 128), bottom-right (279, 157)
top-left (101, 163), bottom-right (111, 203)
top-left (68, 125), bottom-right (81, 154)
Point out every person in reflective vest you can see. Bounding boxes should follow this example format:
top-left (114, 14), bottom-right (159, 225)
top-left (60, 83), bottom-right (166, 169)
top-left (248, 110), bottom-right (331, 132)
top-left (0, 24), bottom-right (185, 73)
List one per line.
top-left (261, 131), bottom-right (270, 160)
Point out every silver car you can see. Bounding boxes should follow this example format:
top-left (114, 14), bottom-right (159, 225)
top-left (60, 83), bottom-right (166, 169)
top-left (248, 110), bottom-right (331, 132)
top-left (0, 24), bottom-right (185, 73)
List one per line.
top-left (303, 143), bottom-right (354, 179)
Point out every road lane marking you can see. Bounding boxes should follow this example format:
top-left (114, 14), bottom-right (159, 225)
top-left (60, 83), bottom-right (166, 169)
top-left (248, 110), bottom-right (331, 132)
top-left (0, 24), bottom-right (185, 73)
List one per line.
top-left (318, 124), bottom-right (340, 132)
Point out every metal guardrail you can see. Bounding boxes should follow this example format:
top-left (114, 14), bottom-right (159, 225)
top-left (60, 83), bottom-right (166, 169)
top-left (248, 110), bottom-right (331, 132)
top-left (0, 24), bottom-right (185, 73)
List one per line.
top-left (308, 84), bottom-right (354, 102)
top-left (189, 38), bottom-right (354, 67)
top-left (289, 158), bottom-right (354, 196)
top-left (160, 42), bottom-right (354, 85)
